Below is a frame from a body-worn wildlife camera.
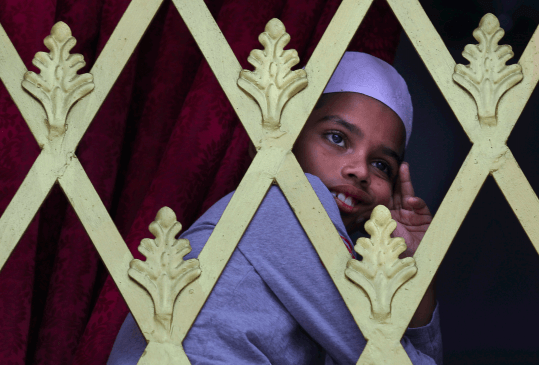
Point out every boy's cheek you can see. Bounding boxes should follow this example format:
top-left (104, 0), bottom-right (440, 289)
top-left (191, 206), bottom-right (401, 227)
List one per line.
top-left (378, 184), bottom-right (394, 209)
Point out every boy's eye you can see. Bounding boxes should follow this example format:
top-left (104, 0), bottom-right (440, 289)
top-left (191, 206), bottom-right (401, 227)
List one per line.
top-left (325, 133), bottom-right (345, 147)
top-left (372, 161), bottom-right (392, 177)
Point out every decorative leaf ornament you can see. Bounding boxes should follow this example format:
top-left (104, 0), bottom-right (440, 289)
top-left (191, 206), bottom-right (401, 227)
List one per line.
top-left (129, 207), bottom-right (201, 341)
top-left (238, 18), bottom-right (308, 133)
top-left (346, 205), bottom-right (417, 322)
top-left (22, 21), bottom-right (94, 139)
top-left (453, 13), bottom-right (523, 127)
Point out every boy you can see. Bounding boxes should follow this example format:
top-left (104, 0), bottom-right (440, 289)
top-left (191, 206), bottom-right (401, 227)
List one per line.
top-left (108, 52), bottom-right (442, 364)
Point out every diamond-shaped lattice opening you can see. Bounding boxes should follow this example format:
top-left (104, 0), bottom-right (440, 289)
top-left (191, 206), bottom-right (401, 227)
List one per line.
top-left (506, 86), bottom-right (539, 199)
top-left (438, 177), bottom-right (539, 364)
top-left (109, 2), bottom-right (216, 236)
top-left (393, 31), bottom-right (471, 214)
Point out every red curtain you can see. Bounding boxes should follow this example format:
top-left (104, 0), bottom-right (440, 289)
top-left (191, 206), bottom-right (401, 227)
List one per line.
top-left (0, 0), bottom-right (401, 363)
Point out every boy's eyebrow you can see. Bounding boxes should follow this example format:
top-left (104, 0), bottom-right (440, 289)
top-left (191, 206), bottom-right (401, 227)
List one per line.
top-left (318, 115), bottom-right (363, 137)
top-left (381, 146), bottom-right (403, 165)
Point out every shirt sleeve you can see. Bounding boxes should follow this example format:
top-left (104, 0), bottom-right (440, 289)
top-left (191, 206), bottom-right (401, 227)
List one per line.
top-left (403, 302), bottom-right (443, 364)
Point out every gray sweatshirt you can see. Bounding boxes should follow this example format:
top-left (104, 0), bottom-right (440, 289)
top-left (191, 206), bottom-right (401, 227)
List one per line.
top-left (108, 174), bottom-right (442, 364)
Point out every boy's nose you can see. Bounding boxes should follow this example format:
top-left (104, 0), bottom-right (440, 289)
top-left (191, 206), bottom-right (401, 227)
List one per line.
top-left (341, 158), bottom-right (370, 186)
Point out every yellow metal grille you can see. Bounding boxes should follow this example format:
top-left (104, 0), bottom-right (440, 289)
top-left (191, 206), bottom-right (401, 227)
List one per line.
top-left (0, 0), bottom-right (538, 364)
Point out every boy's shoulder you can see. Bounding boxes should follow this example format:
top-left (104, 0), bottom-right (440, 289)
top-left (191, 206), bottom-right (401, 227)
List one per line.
top-left (184, 173), bottom-right (347, 240)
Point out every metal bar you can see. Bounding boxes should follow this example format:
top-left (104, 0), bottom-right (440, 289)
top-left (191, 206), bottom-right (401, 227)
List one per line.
top-left (58, 158), bottom-right (155, 337)
top-left (275, 153), bottom-right (372, 332)
top-left (173, 148), bottom-right (281, 342)
top-left (390, 145), bottom-right (490, 332)
top-left (357, 338), bottom-right (413, 365)
top-left (0, 153), bottom-right (57, 270)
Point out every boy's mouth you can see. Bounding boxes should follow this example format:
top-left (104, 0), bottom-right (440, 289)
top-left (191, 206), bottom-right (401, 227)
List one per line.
top-left (329, 186), bottom-right (371, 213)
top-left (331, 191), bottom-right (357, 208)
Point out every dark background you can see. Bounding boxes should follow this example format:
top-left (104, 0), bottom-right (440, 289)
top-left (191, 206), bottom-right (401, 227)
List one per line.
top-left (393, 1), bottom-right (539, 363)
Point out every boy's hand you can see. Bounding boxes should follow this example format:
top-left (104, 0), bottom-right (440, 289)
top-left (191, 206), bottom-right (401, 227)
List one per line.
top-left (389, 162), bottom-right (437, 328)
top-left (389, 162), bottom-right (432, 258)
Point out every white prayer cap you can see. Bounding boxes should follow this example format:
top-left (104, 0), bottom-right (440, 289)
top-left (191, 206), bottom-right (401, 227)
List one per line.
top-left (323, 52), bottom-right (413, 147)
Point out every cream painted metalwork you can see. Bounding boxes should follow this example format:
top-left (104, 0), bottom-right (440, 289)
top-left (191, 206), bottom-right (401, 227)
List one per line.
top-left (346, 205), bottom-right (418, 323)
top-left (0, 0), bottom-right (537, 364)
top-left (238, 18), bottom-right (308, 134)
top-left (22, 22), bottom-right (95, 140)
top-left (129, 207), bottom-right (201, 342)
top-left (453, 14), bottom-right (523, 127)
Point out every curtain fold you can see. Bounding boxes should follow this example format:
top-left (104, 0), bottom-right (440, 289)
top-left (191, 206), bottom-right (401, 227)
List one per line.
top-left (0, 0), bottom-right (400, 363)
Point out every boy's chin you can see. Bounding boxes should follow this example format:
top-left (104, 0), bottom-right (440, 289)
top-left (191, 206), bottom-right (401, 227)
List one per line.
top-left (342, 215), bottom-right (368, 236)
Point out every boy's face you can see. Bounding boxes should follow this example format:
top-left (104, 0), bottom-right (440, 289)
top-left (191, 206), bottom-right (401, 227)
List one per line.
top-left (293, 92), bottom-right (405, 234)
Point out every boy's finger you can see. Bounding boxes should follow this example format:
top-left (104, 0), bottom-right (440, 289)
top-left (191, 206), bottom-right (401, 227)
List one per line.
top-left (397, 164), bottom-right (414, 211)
top-left (399, 163), bottom-right (415, 199)
top-left (393, 173), bottom-right (402, 210)
top-left (408, 197), bottom-right (431, 216)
